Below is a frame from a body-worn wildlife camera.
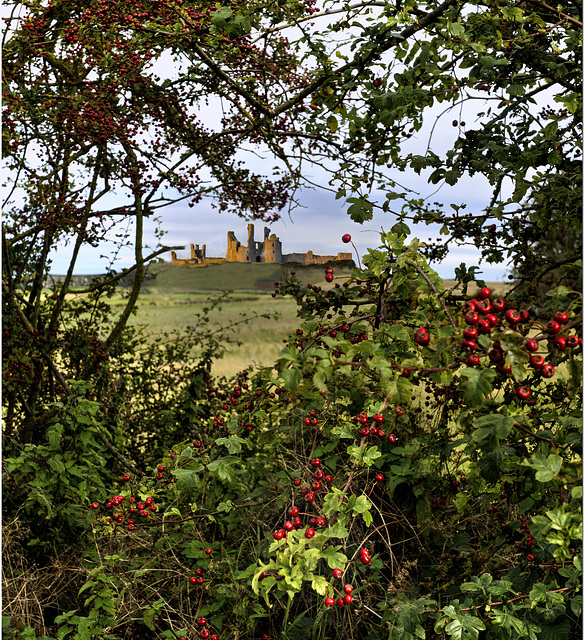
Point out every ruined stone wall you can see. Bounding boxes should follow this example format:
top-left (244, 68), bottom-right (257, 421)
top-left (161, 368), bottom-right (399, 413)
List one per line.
top-left (170, 225), bottom-right (353, 266)
top-left (225, 231), bottom-right (248, 262)
top-left (303, 251), bottom-right (353, 265)
top-left (264, 233), bottom-right (282, 263)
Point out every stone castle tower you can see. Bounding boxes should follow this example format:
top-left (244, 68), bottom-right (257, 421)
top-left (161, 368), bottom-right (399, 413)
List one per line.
top-left (226, 224), bottom-right (282, 263)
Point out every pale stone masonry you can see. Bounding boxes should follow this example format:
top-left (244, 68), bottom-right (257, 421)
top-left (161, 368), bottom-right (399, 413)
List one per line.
top-left (170, 224), bottom-right (352, 266)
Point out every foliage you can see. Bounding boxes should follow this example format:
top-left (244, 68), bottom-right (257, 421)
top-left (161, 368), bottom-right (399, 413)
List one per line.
top-left (2, 0), bottom-right (582, 639)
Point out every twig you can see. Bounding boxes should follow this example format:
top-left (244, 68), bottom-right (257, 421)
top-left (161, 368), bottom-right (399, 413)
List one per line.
top-left (405, 260), bottom-right (457, 328)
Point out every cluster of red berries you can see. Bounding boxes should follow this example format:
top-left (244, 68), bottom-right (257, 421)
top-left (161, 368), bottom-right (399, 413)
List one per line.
top-left (92, 493), bottom-right (158, 530)
top-left (189, 567), bottom-right (206, 586)
top-left (289, 458), bottom-right (334, 508)
top-left (272, 503), bottom-right (328, 541)
top-left (324, 571), bottom-right (354, 608)
top-left (414, 287), bottom-right (579, 402)
top-left (515, 516), bottom-right (537, 559)
top-left (352, 411), bottom-right (398, 443)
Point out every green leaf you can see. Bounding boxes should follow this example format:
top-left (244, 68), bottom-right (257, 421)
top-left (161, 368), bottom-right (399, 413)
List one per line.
top-left (459, 368), bottom-right (496, 407)
top-left (208, 456), bottom-right (239, 482)
top-left (327, 115), bottom-right (338, 132)
top-left (507, 84), bottom-right (526, 96)
top-left (215, 435), bottom-right (246, 454)
top-left (320, 545), bottom-right (347, 569)
top-left (523, 453), bottom-right (562, 483)
top-left (346, 197), bottom-right (373, 223)
top-left (171, 468), bottom-right (202, 496)
top-left (311, 574), bottom-right (330, 596)
top-left (281, 368), bottom-right (302, 393)
top-left (472, 414), bottom-right (514, 445)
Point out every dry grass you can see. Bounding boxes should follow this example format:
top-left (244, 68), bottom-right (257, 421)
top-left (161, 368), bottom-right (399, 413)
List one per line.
top-left (2, 518), bottom-right (85, 637)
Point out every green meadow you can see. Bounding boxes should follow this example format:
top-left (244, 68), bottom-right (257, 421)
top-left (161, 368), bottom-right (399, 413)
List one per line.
top-left (102, 261), bottom-right (508, 378)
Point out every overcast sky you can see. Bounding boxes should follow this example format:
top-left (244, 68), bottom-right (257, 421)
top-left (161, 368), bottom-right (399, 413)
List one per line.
top-left (46, 101), bottom-right (513, 281)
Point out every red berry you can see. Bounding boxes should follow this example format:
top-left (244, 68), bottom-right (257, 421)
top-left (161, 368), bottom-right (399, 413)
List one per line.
top-left (361, 555), bottom-right (371, 565)
top-left (477, 299), bottom-right (491, 315)
top-left (541, 364), bottom-right (555, 378)
top-left (491, 298), bottom-right (505, 311)
top-left (467, 354), bottom-right (480, 366)
top-left (283, 521), bottom-right (294, 531)
top-left (305, 493), bottom-right (315, 503)
top-left (519, 310), bottom-right (530, 322)
top-left (525, 339), bottom-right (539, 352)
top-left (516, 386), bottom-right (531, 400)
top-left (190, 577), bottom-right (197, 584)
top-left (375, 473), bottom-right (384, 482)
top-left (336, 597), bottom-right (345, 607)
top-left (463, 327), bottom-right (478, 340)
top-left (488, 348), bottom-right (503, 362)
top-left (305, 528), bottom-right (316, 538)
top-left (553, 337), bottom-right (567, 350)
top-left (343, 594), bottom-right (353, 604)
top-left (567, 335), bottom-right (580, 348)
top-left (325, 597), bottom-right (335, 606)
top-left (289, 506), bottom-right (300, 516)
top-left (414, 328), bottom-right (430, 345)
top-left (464, 311), bottom-right (480, 325)
top-left (554, 312), bottom-right (569, 324)
top-left (273, 530), bottom-right (285, 540)
top-left (342, 234), bottom-right (352, 243)
top-left (529, 354), bottom-right (545, 368)
top-left (332, 568), bottom-right (343, 579)
top-left (477, 318), bottom-right (491, 334)
top-left (477, 287), bottom-right (491, 300)
top-left (197, 618), bottom-right (207, 626)
top-left (505, 309), bottom-right (521, 324)
top-left (546, 320), bottom-right (561, 335)
top-left (325, 273), bottom-right (333, 282)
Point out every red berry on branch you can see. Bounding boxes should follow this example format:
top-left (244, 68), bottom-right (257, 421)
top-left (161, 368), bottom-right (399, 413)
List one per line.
top-left (554, 311), bottom-right (569, 324)
top-left (516, 386), bottom-right (531, 401)
top-left (546, 320), bottom-right (561, 335)
top-left (525, 339), bottom-right (539, 352)
top-left (477, 287), bottom-right (491, 300)
top-left (505, 309), bottom-right (521, 324)
top-left (342, 234), bottom-right (351, 243)
top-left (541, 364), bottom-right (555, 378)
top-left (491, 298), bottom-right (505, 312)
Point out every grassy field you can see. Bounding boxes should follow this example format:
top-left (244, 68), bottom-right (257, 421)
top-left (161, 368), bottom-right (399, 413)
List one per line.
top-left (101, 262), bottom-right (508, 378)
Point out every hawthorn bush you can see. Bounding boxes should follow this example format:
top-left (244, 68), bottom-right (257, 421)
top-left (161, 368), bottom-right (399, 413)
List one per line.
top-left (5, 233), bottom-right (581, 640)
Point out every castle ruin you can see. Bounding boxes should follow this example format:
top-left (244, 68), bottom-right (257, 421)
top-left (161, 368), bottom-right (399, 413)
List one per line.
top-left (170, 224), bottom-right (352, 266)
